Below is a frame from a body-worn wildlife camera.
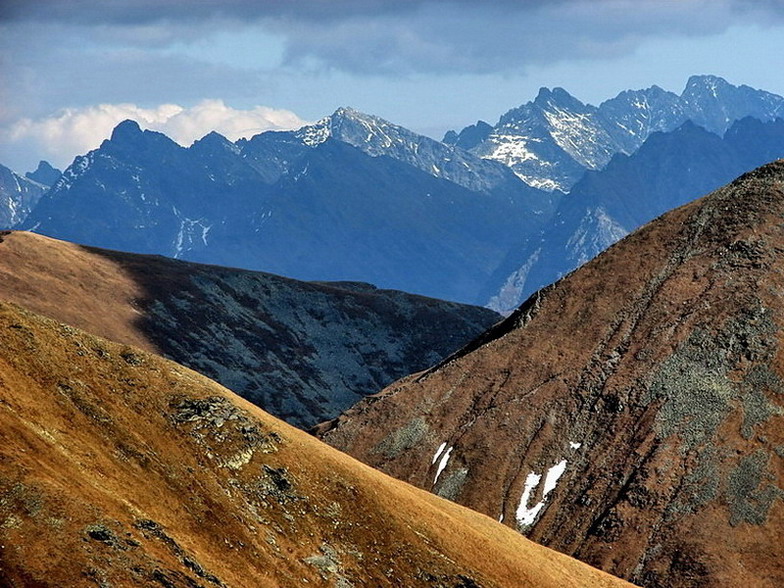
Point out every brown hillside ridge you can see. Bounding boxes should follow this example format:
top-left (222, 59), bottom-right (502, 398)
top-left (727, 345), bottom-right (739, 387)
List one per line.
top-left (0, 301), bottom-right (631, 587)
top-left (0, 230), bottom-right (499, 428)
top-left (316, 160), bottom-right (784, 587)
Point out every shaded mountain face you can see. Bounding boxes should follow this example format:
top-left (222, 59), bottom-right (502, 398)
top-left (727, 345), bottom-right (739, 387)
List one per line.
top-left (0, 231), bottom-right (499, 428)
top-left (25, 160), bottom-right (62, 187)
top-left (442, 120), bottom-right (493, 151)
top-left (0, 301), bottom-right (631, 588)
top-left (456, 75), bottom-right (784, 191)
top-left (0, 163), bottom-right (48, 227)
top-left (484, 116), bottom-right (784, 314)
top-left (317, 161), bottom-right (784, 587)
top-left (293, 107), bottom-right (533, 196)
top-left (22, 113), bottom-right (554, 305)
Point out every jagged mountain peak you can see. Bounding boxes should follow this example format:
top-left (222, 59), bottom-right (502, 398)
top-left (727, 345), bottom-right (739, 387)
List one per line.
top-left (103, 119), bottom-right (181, 158)
top-left (189, 130), bottom-right (239, 154)
top-left (442, 120), bottom-right (493, 150)
top-left (25, 160), bottom-right (61, 187)
top-left (110, 118), bottom-right (143, 142)
top-left (294, 106), bottom-right (386, 147)
top-left (467, 75), bottom-right (784, 192)
top-left (331, 105), bottom-right (368, 119)
top-left (286, 104), bottom-right (542, 196)
top-left (684, 73), bottom-right (730, 93)
top-left (533, 86), bottom-right (583, 107)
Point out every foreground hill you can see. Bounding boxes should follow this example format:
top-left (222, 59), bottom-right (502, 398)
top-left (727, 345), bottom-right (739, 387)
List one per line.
top-left (0, 301), bottom-right (629, 587)
top-left (318, 161), bottom-right (784, 586)
top-left (0, 231), bottom-right (498, 428)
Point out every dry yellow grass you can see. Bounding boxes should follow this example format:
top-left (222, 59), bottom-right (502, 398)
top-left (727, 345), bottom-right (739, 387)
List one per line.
top-left (0, 300), bottom-right (632, 587)
top-left (0, 230), bottom-right (154, 352)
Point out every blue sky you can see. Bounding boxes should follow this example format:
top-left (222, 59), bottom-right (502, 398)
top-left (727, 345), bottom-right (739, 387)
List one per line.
top-left (1, 0), bottom-right (784, 171)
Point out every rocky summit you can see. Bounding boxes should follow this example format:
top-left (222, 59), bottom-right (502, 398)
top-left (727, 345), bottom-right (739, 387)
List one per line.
top-left (0, 301), bottom-right (631, 587)
top-left (0, 231), bottom-right (499, 428)
top-left (317, 160), bottom-right (784, 587)
top-left (483, 116), bottom-right (784, 314)
top-left (453, 75), bottom-right (784, 192)
top-left (21, 111), bottom-right (552, 305)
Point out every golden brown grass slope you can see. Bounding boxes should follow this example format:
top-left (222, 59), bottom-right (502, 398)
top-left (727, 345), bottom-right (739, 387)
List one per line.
top-left (0, 230), bottom-right (499, 428)
top-left (0, 300), bottom-right (630, 587)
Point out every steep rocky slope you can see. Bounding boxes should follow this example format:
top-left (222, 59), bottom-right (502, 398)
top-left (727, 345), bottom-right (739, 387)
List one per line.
top-left (483, 116), bottom-right (784, 314)
top-left (0, 231), bottom-right (498, 428)
top-left (0, 301), bottom-right (631, 587)
top-left (318, 161), bottom-right (784, 586)
top-left (453, 75), bottom-right (784, 192)
top-left (0, 163), bottom-right (48, 228)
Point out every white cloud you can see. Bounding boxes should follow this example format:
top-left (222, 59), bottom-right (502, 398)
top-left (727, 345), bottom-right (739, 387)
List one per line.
top-left (0, 100), bottom-right (307, 171)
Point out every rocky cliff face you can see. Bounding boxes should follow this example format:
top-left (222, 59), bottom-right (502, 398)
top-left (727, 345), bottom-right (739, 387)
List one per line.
top-left (483, 116), bottom-right (784, 314)
top-left (458, 75), bottom-right (784, 192)
top-left (0, 301), bottom-right (630, 587)
top-left (317, 160), bottom-right (784, 587)
top-left (0, 163), bottom-right (48, 228)
top-left (0, 231), bottom-right (499, 428)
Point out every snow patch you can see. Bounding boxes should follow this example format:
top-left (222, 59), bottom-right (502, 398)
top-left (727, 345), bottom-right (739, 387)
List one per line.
top-left (515, 458), bottom-right (569, 528)
top-left (172, 206), bottom-right (212, 258)
top-left (515, 472), bottom-right (545, 526)
top-left (431, 442), bottom-right (447, 465)
top-left (433, 446), bottom-right (453, 486)
top-left (299, 116), bottom-right (332, 146)
top-left (570, 441), bottom-right (582, 450)
top-left (542, 460), bottom-right (567, 497)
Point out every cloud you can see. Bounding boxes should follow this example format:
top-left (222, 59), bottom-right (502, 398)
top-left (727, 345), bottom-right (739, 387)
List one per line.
top-left (4, 1), bottom-right (784, 81)
top-left (0, 1), bottom-right (562, 24)
top-left (3, 1), bottom-right (784, 75)
top-left (275, 0), bottom-right (768, 75)
top-left (0, 101), bottom-right (307, 171)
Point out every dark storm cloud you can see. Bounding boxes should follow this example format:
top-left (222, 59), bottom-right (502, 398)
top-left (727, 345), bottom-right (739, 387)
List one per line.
top-left (1, 0), bottom-right (782, 75)
top-left (0, 0), bottom-right (565, 24)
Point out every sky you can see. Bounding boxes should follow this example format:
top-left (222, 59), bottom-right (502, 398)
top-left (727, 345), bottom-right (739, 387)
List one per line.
top-left (1, 0), bottom-right (784, 172)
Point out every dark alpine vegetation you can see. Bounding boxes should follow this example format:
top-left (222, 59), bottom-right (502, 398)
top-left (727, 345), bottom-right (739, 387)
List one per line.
top-left (3, 75), bottom-right (784, 587)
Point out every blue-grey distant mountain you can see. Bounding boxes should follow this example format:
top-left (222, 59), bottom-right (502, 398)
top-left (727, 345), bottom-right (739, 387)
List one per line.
top-left (22, 110), bottom-right (555, 304)
top-left (25, 160), bottom-right (62, 187)
top-left (483, 116), bottom-right (784, 313)
top-left (442, 120), bottom-right (493, 151)
top-left (0, 163), bottom-right (49, 228)
top-left (452, 75), bottom-right (784, 192)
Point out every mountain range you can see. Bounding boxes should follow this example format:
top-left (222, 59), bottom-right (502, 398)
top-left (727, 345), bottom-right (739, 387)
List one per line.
top-left (19, 113), bottom-right (552, 305)
top-left (446, 74), bottom-right (784, 192)
top-left (483, 116), bottom-right (784, 313)
top-left (3, 75), bottom-right (781, 312)
top-left (317, 160), bottom-right (784, 587)
top-left (0, 230), bottom-right (498, 428)
top-left (3, 76), bottom-right (784, 587)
